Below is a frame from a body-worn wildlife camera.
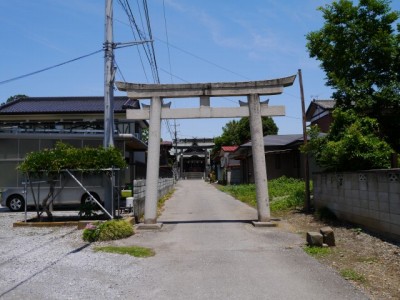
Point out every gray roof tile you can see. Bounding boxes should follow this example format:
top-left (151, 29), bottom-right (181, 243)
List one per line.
top-left (241, 134), bottom-right (303, 147)
top-left (0, 96), bottom-right (139, 114)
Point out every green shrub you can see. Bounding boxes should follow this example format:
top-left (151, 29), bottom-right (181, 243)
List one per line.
top-left (82, 219), bottom-right (134, 242)
top-left (19, 141), bottom-right (127, 175)
top-left (302, 111), bottom-right (393, 171)
top-left (82, 222), bottom-right (100, 242)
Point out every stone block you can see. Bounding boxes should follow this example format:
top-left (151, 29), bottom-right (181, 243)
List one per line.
top-left (390, 195), bottom-right (400, 214)
top-left (379, 201), bottom-right (389, 213)
top-left (320, 226), bottom-right (335, 246)
top-left (359, 181), bottom-right (368, 191)
top-left (379, 212), bottom-right (391, 222)
top-left (391, 223), bottom-right (400, 237)
top-left (389, 182), bottom-right (400, 193)
top-left (360, 200), bottom-right (369, 209)
top-left (378, 192), bottom-right (389, 202)
top-left (306, 232), bottom-right (323, 247)
top-left (378, 182), bottom-right (388, 192)
top-left (359, 191), bottom-right (368, 201)
top-left (368, 200), bottom-right (379, 211)
top-left (352, 199), bottom-right (361, 208)
top-left (390, 213), bottom-right (400, 226)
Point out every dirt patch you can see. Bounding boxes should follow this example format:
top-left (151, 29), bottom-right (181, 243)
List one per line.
top-left (276, 210), bottom-right (400, 299)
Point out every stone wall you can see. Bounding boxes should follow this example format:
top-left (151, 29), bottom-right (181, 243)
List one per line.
top-left (313, 170), bottom-right (400, 241)
top-left (131, 178), bottom-right (175, 218)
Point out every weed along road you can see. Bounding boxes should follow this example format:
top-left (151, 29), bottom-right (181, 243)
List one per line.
top-left (115, 180), bottom-right (367, 300)
top-left (0, 180), bottom-right (367, 299)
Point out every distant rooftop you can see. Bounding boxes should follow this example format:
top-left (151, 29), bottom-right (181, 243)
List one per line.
top-left (241, 134), bottom-right (303, 147)
top-left (305, 99), bottom-right (336, 122)
top-left (312, 99), bottom-right (336, 109)
top-left (221, 146), bottom-right (239, 152)
top-left (0, 96), bottom-right (139, 114)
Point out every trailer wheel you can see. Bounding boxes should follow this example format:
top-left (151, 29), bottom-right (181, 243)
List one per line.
top-left (6, 194), bottom-right (25, 212)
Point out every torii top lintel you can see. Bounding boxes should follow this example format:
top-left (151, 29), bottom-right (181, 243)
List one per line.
top-left (115, 75), bottom-right (296, 99)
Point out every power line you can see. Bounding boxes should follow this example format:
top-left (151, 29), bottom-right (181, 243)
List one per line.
top-left (0, 49), bottom-right (103, 86)
top-left (117, 0), bottom-right (153, 82)
top-left (155, 37), bottom-right (251, 81)
top-left (114, 59), bottom-right (126, 82)
top-left (143, 0), bottom-right (160, 83)
top-left (162, 0), bottom-right (173, 83)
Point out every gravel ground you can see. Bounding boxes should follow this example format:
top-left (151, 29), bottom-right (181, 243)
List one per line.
top-left (0, 207), bottom-right (144, 300)
top-left (277, 211), bottom-right (400, 300)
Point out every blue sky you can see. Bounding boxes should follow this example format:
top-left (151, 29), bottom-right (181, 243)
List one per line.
top-left (1, 0), bottom-right (399, 141)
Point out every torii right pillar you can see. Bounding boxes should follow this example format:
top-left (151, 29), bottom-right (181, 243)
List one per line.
top-left (248, 93), bottom-right (271, 223)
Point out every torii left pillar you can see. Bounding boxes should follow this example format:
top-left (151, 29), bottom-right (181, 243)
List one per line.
top-left (144, 96), bottom-right (162, 224)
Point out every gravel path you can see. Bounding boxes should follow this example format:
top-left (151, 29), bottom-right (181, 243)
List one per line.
top-left (0, 208), bottom-right (144, 299)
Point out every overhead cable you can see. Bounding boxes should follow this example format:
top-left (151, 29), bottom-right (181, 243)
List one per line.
top-left (0, 49), bottom-right (103, 86)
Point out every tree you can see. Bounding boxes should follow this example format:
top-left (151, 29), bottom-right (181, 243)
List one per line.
top-left (213, 117), bottom-right (278, 153)
top-left (4, 94), bottom-right (28, 104)
top-left (303, 110), bottom-right (393, 171)
top-left (306, 0), bottom-right (400, 151)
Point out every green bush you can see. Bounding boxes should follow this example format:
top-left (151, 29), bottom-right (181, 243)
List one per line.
top-left (82, 222), bottom-right (100, 242)
top-left (302, 110), bottom-right (394, 171)
top-left (19, 141), bottom-right (127, 175)
top-left (82, 219), bottom-right (134, 242)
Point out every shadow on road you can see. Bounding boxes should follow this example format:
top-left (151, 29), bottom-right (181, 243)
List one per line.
top-left (162, 219), bottom-right (254, 225)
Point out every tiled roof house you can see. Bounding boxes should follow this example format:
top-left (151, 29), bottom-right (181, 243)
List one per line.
top-left (305, 99), bottom-right (336, 132)
top-left (0, 96), bottom-right (148, 188)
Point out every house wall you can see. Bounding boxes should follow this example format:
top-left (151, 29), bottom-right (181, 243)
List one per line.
top-left (312, 114), bottom-right (333, 133)
top-left (243, 151), bottom-right (301, 183)
top-left (313, 170), bottom-right (400, 241)
top-left (266, 152), bottom-right (300, 180)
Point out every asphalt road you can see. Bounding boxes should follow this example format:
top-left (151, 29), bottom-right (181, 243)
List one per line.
top-left (115, 180), bottom-right (367, 299)
top-left (0, 180), bottom-right (367, 299)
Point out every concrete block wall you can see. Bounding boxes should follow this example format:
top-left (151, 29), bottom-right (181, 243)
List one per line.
top-left (132, 178), bottom-right (175, 218)
top-left (313, 170), bottom-right (400, 241)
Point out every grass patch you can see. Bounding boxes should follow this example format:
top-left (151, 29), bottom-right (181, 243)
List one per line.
top-left (219, 184), bottom-right (257, 207)
top-left (340, 268), bottom-right (366, 283)
top-left (303, 246), bottom-right (331, 257)
top-left (157, 189), bottom-right (175, 216)
top-left (220, 176), bottom-right (310, 212)
top-left (94, 245), bottom-right (155, 258)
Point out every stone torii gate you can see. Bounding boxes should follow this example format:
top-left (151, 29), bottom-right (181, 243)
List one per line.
top-left (116, 75), bottom-right (296, 227)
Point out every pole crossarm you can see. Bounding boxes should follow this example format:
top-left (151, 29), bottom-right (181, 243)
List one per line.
top-left (126, 105), bottom-right (285, 120)
top-left (115, 75), bottom-right (296, 99)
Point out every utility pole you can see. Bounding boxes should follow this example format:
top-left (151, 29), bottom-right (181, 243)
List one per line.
top-left (298, 69), bottom-right (311, 213)
top-left (173, 120), bottom-right (179, 179)
top-left (104, 0), bottom-right (115, 216)
top-left (104, 0), bottom-right (114, 148)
